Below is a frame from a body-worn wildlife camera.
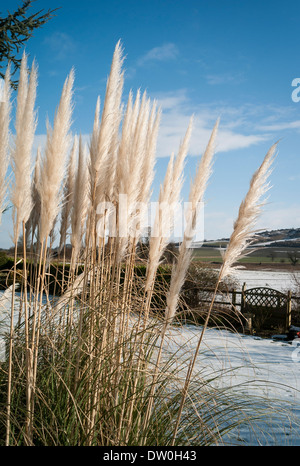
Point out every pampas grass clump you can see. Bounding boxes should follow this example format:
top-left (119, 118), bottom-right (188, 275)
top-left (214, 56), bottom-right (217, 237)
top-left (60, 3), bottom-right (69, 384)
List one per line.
top-left (0, 42), bottom-right (289, 447)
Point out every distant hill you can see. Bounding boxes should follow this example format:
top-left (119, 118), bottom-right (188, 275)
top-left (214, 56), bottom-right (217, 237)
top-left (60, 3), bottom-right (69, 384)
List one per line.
top-left (252, 228), bottom-right (300, 248)
top-left (191, 228), bottom-right (300, 268)
top-left (193, 228), bottom-right (300, 249)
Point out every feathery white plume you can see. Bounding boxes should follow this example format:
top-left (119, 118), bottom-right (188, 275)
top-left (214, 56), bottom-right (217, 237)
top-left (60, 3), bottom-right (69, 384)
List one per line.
top-left (165, 119), bottom-right (219, 322)
top-left (145, 117), bottom-right (193, 293)
top-left (59, 136), bottom-right (77, 252)
top-left (145, 152), bottom-right (174, 292)
top-left (0, 63), bottom-right (12, 224)
top-left (89, 96), bottom-right (100, 204)
top-left (38, 68), bottom-right (74, 242)
top-left (92, 41), bottom-right (124, 207)
top-left (220, 143), bottom-right (277, 279)
top-left (11, 54), bottom-right (38, 242)
top-left (71, 135), bottom-right (89, 266)
top-left (26, 147), bottom-right (42, 244)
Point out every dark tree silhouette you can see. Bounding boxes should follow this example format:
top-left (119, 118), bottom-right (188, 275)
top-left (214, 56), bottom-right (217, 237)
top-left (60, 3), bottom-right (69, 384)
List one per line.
top-left (0, 0), bottom-right (58, 88)
top-left (287, 250), bottom-right (299, 266)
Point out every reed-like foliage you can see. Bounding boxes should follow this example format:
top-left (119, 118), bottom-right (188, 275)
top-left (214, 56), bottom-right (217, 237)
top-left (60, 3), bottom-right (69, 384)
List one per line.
top-left (0, 43), bottom-right (292, 447)
top-left (38, 68), bottom-right (74, 243)
top-left (11, 53), bottom-right (37, 242)
top-left (0, 64), bottom-right (12, 224)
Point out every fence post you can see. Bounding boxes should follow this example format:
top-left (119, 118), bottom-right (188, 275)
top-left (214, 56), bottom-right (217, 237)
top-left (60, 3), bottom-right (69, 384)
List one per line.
top-left (244, 312), bottom-right (253, 335)
top-left (231, 289), bottom-right (236, 312)
top-left (286, 290), bottom-right (292, 331)
top-left (241, 282), bottom-right (246, 313)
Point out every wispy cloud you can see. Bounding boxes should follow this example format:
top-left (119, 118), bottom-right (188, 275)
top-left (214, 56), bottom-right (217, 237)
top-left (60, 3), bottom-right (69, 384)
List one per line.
top-left (153, 89), bottom-right (190, 111)
top-left (126, 43), bottom-right (179, 78)
top-left (44, 32), bottom-right (76, 61)
top-left (206, 72), bottom-right (245, 86)
top-left (152, 90), bottom-right (270, 157)
top-left (259, 120), bottom-right (300, 132)
top-left (30, 89), bottom-right (294, 165)
top-left (288, 174), bottom-right (300, 181)
top-left (137, 43), bottom-right (179, 66)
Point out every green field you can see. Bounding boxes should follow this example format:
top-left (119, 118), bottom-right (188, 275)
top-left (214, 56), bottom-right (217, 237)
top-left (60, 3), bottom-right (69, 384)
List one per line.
top-left (192, 245), bottom-right (300, 265)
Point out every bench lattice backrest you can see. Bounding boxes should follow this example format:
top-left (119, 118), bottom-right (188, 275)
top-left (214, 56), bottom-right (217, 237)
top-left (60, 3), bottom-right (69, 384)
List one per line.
top-left (243, 287), bottom-right (287, 309)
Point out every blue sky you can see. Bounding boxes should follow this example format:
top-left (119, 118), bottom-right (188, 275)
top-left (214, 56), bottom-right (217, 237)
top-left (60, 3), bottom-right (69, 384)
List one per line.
top-left (1, 0), bottom-right (300, 247)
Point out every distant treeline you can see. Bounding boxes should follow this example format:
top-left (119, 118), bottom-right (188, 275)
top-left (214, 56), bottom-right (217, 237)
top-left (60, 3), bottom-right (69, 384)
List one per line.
top-left (268, 241), bottom-right (300, 248)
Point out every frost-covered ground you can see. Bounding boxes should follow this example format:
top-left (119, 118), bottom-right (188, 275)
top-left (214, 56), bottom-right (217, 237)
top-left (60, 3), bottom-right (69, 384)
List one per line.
top-left (160, 269), bottom-right (300, 445)
top-left (163, 324), bottom-right (300, 446)
top-left (1, 270), bottom-right (300, 446)
top-left (233, 268), bottom-right (299, 293)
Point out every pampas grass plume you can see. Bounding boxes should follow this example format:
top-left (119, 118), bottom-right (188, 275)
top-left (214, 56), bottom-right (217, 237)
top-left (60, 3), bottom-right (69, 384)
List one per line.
top-left (92, 41), bottom-right (124, 205)
top-left (172, 142), bottom-right (278, 443)
top-left (220, 142), bottom-right (277, 279)
top-left (11, 54), bottom-right (38, 242)
top-left (59, 136), bottom-right (77, 252)
top-left (71, 135), bottom-right (89, 266)
top-left (0, 63), bottom-right (12, 224)
top-left (89, 96), bottom-right (100, 204)
top-left (145, 152), bottom-right (175, 292)
top-left (165, 119), bottom-right (219, 322)
top-left (38, 68), bottom-right (74, 242)
top-left (139, 101), bottom-right (161, 205)
top-left (26, 147), bottom-right (42, 244)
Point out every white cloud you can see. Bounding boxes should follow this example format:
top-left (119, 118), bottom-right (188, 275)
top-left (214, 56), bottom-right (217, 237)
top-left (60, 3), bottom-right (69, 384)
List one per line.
top-left (137, 43), bottom-right (179, 66)
top-left (259, 120), bottom-right (300, 132)
top-left (215, 129), bottom-right (267, 153)
top-left (289, 175), bottom-right (300, 181)
top-left (206, 72), bottom-right (245, 86)
top-left (154, 89), bottom-right (188, 110)
top-left (44, 32), bottom-right (76, 60)
top-left (152, 90), bottom-right (270, 157)
top-left (126, 43), bottom-right (180, 79)
top-left (156, 113), bottom-right (266, 158)
top-left (30, 90), bottom-right (293, 166)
